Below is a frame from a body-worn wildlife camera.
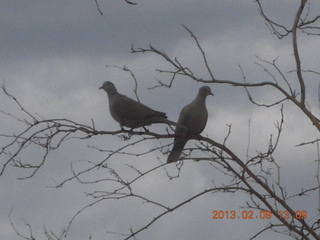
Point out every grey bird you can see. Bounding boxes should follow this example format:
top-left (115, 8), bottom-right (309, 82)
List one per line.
top-left (100, 81), bottom-right (179, 129)
top-left (167, 86), bottom-right (213, 163)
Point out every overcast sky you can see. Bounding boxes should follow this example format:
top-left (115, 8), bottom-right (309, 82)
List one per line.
top-left (1, 1), bottom-right (320, 240)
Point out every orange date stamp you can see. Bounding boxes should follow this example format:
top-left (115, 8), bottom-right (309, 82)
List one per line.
top-left (212, 210), bottom-right (308, 220)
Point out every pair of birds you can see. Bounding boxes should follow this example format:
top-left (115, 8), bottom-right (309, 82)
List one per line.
top-left (100, 81), bottom-right (213, 163)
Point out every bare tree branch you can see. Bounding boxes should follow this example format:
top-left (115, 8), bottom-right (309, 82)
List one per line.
top-left (292, 0), bottom-right (307, 106)
top-left (94, 0), bottom-right (137, 15)
top-left (124, 0), bottom-right (137, 5)
top-left (94, 0), bottom-right (103, 15)
top-left (181, 24), bottom-right (215, 81)
top-left (132, 19), bottom-right (320, 131)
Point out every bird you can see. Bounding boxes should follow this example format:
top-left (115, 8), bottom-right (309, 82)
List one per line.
top-left (99, 81), bottom-right (179, 129)
top-left (167, 86), bottom-right (213, 163)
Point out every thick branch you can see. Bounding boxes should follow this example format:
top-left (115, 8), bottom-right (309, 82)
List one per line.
top-left (292, 0), bottom-right (307, 106)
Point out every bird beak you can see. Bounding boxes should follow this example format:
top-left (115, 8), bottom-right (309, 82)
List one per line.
top-left (99, 86), bottom-right (103, 90)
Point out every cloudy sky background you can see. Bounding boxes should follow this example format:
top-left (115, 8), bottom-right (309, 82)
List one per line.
top-left (1, 0), bottom-right (320, 239)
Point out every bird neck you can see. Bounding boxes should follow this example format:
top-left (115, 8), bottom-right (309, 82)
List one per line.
top-left (108, 90), bottom-right (118, 96)
top-left (195, 95), bottom-right (207, 103)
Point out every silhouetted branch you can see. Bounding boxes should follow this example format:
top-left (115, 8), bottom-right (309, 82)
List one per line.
top-left (94, 0), bottom-right (137, 15)
top-left (132, 14), bottom-right (320, 131)
top-left (94, 0), bottom-right (103, 15)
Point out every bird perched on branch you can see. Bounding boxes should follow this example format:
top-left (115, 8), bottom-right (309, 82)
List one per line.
top-left (167, 86), bottom-right (213, 163)
top-left (100, 81), bottom-right (179, 129)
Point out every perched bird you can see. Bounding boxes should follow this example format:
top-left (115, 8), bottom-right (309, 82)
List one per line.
top-left (100, 81), bottom-right (178, 129)
top-left (167, 86), bottom-right (213, 163)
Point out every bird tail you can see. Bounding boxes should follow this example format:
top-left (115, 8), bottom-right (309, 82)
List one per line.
top-left (167, 138), bottom-right (187, 163)
top-left (154, 118), bottom-right (187, 129)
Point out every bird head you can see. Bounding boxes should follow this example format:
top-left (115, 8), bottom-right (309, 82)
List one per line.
top-left (99, 81), bottom-right (118, 95)
top-left (199, 86), bottom-right (213, 97)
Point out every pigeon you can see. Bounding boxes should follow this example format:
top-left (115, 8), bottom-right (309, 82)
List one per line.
top-left (167, 86), bottom-right (213, 163)
top-left (100, 81), bottom-right (179, 129)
